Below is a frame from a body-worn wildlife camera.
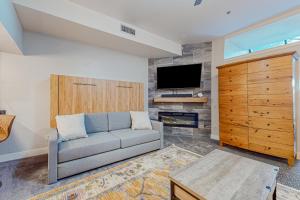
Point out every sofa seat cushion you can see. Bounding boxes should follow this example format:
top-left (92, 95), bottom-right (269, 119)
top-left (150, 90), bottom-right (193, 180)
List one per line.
top-left (58, 132), bottom-right (120, 163)
top-left (111, 129), bottom-right (160, 148)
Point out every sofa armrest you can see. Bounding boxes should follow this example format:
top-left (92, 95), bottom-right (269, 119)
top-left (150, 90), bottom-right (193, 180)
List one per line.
top-left (151, 120), bottom-right (164, 149)
top-left (48, 129), bottom-right (58, 184)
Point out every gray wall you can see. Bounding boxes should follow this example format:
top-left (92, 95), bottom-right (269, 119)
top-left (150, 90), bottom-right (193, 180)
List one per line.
top-left (148, 43), bottom-right (212, 137)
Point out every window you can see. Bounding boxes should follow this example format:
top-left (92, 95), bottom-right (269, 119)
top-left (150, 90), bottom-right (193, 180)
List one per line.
top-left (224, 13), bottom-right (300, 59)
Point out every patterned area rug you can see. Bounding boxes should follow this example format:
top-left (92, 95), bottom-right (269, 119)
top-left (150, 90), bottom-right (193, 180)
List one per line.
top-left (30, 145), bottom-right (300, 200)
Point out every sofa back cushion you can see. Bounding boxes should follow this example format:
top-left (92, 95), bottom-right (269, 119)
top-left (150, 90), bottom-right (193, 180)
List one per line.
top-left (85, 113), bottom-right (109, 134)
top-left (108, 112), bottom-right (131, 131)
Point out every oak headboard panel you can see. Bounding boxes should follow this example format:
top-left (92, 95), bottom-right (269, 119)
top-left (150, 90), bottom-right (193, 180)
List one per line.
top-left (50, 74), bottom-right (144, 128)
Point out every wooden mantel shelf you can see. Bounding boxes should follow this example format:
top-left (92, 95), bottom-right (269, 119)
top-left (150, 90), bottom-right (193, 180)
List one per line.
top-left (153, 97), bottom-right (208, 103)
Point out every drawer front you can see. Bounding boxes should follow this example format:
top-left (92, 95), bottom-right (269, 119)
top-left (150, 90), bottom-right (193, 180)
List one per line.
top-left (174, 185), bottom-right (198, 200)
top-left (248, 55), bottom-right (292, 73)
top-left (220, 104), bottom-right (248, 116)
top-left (220, 114), bottom-right (248, 127)
top-left (248, 95), bottom-right (293, 107)
top-left (220, 123), bottom-right (248, 149)
top-left (219, 74), bottom-right (247, 86)
top-left (249, 128), bottom-right (294, 146)
top-left (219, 63), bottom-right (247, 76)
top-left (248, 68), bottom-right (292, 84)
top-left (219, 95), bottom-right (248, 105)
top-left (248, 82), bottom-right (292, 95)
top-left (248, 106), bottom-right (293, 120)
top-left (219, 84), bottom-right (247, 95)
top-left (249, 140), bottom-right (294, 159)
top-left (249, 117), bottom-right (293, 132)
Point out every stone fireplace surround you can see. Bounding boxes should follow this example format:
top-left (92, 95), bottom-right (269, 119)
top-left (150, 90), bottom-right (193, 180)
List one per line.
top-left (148, 43), bottom-right (212, 137)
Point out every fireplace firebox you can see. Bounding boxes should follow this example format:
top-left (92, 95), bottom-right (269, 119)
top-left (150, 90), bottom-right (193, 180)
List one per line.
top-left (158, 112), bottom-right (198, 128)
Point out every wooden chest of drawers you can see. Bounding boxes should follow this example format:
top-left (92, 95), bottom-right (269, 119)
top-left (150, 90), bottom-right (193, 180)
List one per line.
top-left (218, 52), bottom-right (297, 166)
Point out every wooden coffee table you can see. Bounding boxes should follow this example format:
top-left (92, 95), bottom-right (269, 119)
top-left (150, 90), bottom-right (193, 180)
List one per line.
top-left (170, 150), bottom-right (279, 200)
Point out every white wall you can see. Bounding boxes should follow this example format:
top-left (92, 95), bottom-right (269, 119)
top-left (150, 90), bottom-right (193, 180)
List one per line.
top-left (0, 31), bottom-right (148, 159)
top-left (0, 0), bottom-right (23, 54)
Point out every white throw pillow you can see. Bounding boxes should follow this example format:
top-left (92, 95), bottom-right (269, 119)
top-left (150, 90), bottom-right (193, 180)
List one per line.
top-left (130, 111), bottom-right (152, 130)
top-left (56, 113), bottom-right (88, 142)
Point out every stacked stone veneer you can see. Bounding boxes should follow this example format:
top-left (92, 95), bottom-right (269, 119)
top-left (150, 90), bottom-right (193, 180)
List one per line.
top-left (148, 42), bottom-right (212, 137)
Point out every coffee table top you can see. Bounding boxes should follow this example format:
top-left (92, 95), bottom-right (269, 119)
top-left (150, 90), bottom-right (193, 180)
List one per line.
top-left (170, 149), bottom-right (279, 200)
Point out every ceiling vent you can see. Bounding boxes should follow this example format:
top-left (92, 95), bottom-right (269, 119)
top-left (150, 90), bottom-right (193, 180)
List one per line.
top-left (121, 25), bottom-right (136, 36)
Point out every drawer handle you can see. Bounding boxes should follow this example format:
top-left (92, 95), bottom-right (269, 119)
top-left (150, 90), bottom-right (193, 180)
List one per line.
top-left (266, 76), bottom-right (270, 79)
top-left (267, 135), bottom-right (271, 138)
top-left (230, 109), bottom-right (233, 112)
top-left (267, 123), bottom-right (270, 126)
top-left (267, 99), bottom-right (270, 102)
top-left (266, 64), bottom-right (269, 67)
top-left (266, 88), bottom-right (270, 91)
top-left (267, 112), bottom-right (270, 114)
top-left (268, 147), bottom-right (271, 150)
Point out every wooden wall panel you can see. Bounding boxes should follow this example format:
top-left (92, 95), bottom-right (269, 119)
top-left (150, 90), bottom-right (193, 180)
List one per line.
top-left (58, 76), bottom-right (98, 115)
top-left (50, 75), bottom-right (59, 128)
top-left (50, 75), bottom-right (144, 127)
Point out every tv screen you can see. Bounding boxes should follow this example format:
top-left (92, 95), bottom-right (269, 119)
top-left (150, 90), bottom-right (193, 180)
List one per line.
top-left (157, 64), bottom-right (202, 89)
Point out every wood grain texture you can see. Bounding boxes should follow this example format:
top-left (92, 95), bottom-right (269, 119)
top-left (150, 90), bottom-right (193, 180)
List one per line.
top-left (0, 115), bottom-right (15, 142)
top-left (249, 117), bottom-right (293, 132)
top-left (219, 104), bottom-right (248, 116)
top-left (248, 81), bottom-right (292, 95)
top-left (219, 74), bottom-right (247, 86)
top-left (249, 128), bottom-right (293, 146)
top-left (217, 51), bottom-right (296, 69)
top-left (220, 114), bottom-right (248, 127)
top-left (174, 185), bottom-right (198, 200)
top-left (170, 150), bottom-right (278, 200)
top-left (248, 68), bottom-right (292, 84)
top-left (218, 53), bottom-right (296, 165)
top-left (248, 94), bottom-right (293, 107)
top-left (50, 75), bottom-right (59, 128)
top-left (219, 84), bottom-right (247, 95)
top-left (247, 55), bottom-right (292, 73)
top-left (220, 123), bottom-right (248, 149)
top-left (248, 106), bottom-right (293, 120)
top-left (153, 97), bottom-right (208, 103)
top-left (249, 141), bottom-right (294, 159)
top-left (219, 95), bottom-right (247, 105)
top-left (50, 75), bottom-right (144, 126)
top-left (218, 63), bottom-right (247, 76)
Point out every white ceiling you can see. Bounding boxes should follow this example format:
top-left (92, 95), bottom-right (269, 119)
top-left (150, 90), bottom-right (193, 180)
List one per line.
top-left (70, 0), bottom-right (300, 44)
top-left (13, 0), bottom-right (182, 57)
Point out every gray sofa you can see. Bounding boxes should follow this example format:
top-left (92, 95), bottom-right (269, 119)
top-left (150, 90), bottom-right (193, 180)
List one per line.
top-left (48, 112), bottom-right (163, 184)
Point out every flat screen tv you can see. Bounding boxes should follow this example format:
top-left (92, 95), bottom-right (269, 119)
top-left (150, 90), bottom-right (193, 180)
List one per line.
top-left (157, 64), bottom-right (202, 89)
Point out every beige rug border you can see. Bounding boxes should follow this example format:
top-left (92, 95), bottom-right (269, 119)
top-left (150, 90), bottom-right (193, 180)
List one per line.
top-left (29, 144), bottom-right (300, 199)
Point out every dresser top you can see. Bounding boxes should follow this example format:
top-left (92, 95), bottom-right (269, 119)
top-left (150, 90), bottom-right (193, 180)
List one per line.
top-left (170, 149), bottom-right (279, 200)
top-left (217, 51), bottom-right (298, 69)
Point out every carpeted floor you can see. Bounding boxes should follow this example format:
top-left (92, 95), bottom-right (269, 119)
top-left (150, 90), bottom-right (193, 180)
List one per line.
top-left (27, 145), bottom-right (300, 200)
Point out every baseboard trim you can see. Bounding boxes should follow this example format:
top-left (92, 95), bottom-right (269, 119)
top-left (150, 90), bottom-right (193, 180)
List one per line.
top-left (210, 134), bottom-right (219, 141)
top-left (297, 152), bottom-right (300, 160)
top-left (0, 147), bottom-right (48, 163)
